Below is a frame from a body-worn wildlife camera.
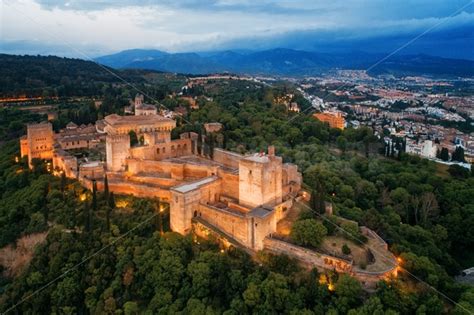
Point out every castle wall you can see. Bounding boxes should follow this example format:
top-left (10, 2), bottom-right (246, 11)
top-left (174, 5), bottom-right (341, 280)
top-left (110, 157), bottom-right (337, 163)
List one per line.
top-left (83, 178), bottom-right (172, 201)
top-left (52, 150), bottom-right (77, 178)
top-left (217, 169), bottom-right (239, 200)
top-left (253, 214), bottom-right (276, 250)
top-left (126, 175), bottom-right (179, 188)
top-left (79, 162), bottom-right (104, 180)
top-left (213, 149), bottom-right (243, 168)
top-left (198, 204), bottom-right (251, 248)
top-left (170, 177), bottom-right (221, 234)
top-left (130, 145), bottom-right (156, 160)
top-left (184, 163), bottom-right (218, 179)
top-left (131, 138), bottom-right (192, 161)
top-left (126, 159), bottom-right (173, 175)
top-left (263, 237), bottom-right (353, 273)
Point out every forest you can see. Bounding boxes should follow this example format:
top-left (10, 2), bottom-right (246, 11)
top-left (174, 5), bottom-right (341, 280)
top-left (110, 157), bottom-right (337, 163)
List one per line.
top-left (0, 76), bottom-right (473, 314)
top-left (0, 54), bottom-right (185, 98)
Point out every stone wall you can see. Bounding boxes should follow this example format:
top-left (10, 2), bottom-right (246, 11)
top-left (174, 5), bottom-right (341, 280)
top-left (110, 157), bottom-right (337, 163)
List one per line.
top-left (82, 177), bottom-right (171, 201)
top-left (170, 177), bottom-right (221, 234)
top-left (198, 203), bottom-right (251, 248)
top-left (125, 174), bottom-right (179, 188)
top-left (263, 237), bottom-right (353, 273)
top-left (213, 149), bottom-right (243, 169)
top-left (218, 169), bottom-right (239, 200)
top-left (52, 150), bottom-right (77, 178)
top-left (79, 162), bottom-right (104, 180)
top-left (184, 163), bottom-right (217, 179)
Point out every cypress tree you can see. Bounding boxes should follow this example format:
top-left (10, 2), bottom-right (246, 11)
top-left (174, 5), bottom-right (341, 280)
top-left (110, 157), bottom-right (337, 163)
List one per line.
top-left (104, 174), bottom-right (109, 202)
top-left (197, 128), bottom-right (203, 155)
top-left (439, 147), bottom-right (450, 161)
top-left (60, 172), bottom-right (66, 194)
top-left (209, 133), bottom-right (215, 159)
top-left (92, 179), bottom-right (97, 212)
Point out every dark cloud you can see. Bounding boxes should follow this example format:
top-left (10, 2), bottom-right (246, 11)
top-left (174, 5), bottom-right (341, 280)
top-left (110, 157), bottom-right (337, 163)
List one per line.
top-left (3, 0), bottom-right (473, 59)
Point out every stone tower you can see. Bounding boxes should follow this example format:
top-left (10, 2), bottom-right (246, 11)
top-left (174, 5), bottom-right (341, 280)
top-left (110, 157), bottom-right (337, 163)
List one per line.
top-left (106, 134), bottom-right (130, 172)
top-left (134, 94), bottom-right (144, 107)
top-left (25, 122), bottom-right (54, 166)
top-left (238, 146), bottom-right (283, 209)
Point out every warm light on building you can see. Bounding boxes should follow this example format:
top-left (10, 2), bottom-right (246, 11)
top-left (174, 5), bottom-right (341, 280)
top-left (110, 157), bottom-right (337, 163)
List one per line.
top-left (79, 194), bottom-right (87, 202)
top-left (116, 200), bottom-right (129, 208)
top-left (313, 112), bottom-right (345, 130)
top-left (159, 204), bottom-right (166, 213)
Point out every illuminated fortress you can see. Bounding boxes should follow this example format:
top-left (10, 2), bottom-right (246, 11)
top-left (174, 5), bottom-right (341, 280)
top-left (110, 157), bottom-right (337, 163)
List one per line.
top-left (99, 112), bottom-right (302, 250)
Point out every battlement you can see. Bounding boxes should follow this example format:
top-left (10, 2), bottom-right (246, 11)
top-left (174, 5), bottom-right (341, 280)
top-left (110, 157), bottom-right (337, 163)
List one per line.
top-left (106, 134), bottom-right (130, 143)
top-left (27, 122), bottom-right (52, 130)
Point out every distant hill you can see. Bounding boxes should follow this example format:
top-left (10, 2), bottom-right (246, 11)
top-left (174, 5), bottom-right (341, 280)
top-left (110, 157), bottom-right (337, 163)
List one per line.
top-left (95, 48), bottom-right (474, 77)
top-left (94, 49), bottom-right (169, 68)
top-left (0, 54), bottom-right (163, 98)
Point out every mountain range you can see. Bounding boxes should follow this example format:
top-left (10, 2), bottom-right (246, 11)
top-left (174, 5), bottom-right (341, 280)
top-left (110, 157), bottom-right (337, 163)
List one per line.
top-left (95, 48), bottom-right (474, 77)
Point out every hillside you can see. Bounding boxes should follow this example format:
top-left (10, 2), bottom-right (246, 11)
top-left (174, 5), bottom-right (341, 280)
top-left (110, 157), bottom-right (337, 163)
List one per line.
top-left (95, 48), bottom-right (474, 77)
top-left (0, 54), bottom-right (168, 98)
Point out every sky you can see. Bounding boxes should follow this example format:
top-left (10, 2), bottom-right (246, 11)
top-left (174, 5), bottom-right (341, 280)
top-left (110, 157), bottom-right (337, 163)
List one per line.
top-left (1, 0), bottom-right (473, 59)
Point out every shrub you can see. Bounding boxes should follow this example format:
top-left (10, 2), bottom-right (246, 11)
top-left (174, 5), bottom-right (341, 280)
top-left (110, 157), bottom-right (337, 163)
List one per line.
top-left (342, 244), bottom-right (351, 255)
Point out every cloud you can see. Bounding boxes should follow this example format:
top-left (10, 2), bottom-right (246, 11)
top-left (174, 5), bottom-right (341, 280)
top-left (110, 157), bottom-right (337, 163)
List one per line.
top-left (1, 0), bottom-right (473, 59)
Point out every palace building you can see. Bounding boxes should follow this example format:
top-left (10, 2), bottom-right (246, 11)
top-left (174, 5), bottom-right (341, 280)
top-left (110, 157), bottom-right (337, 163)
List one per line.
top-left (313, 111), bottom-right (345, 130)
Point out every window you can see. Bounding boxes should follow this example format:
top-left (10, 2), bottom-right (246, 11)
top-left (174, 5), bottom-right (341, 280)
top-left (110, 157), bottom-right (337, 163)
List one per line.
top-left (157, 148), bottom-right (160, 154)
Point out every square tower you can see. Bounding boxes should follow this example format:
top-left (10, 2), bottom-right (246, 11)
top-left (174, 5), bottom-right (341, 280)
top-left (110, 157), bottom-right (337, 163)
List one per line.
top-left (26, 122), bottom-right (54, 166)
top-left (106, 134), bottom-right (130, 172)
top-left (238, 151), bottom-right (283, 209)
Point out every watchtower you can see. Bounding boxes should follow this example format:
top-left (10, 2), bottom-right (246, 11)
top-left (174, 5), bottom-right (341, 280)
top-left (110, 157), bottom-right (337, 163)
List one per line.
top-left (106, 134), bottom-right (130, 172)
top-left (238, 146), bottom-right (283, 209)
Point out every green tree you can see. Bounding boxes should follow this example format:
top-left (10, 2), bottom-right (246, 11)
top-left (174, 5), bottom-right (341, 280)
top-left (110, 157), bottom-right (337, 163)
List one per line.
top-left (439, 147), bottom-right (450, 161)
top-left (334, 274), bottom-right (362, 313)
top-left (291, 219), bottom-right (327, 248)
top-left (337, 135), bottom-right (348, 154)
top-left (129, 130), bottom-right (138, 146)
top-left (451, 146), bottom-right (466, 162)
top-left (123, 301), bottom-right (139, 315)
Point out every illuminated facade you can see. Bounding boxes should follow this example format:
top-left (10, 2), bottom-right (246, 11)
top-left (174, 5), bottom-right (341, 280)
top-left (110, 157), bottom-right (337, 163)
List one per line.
top-left (20, 122), bottom-right (54, 166)
top-left (96, 113), bottom-right (302, 250)
top-left (313, 112), bottom-right (345, 130)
